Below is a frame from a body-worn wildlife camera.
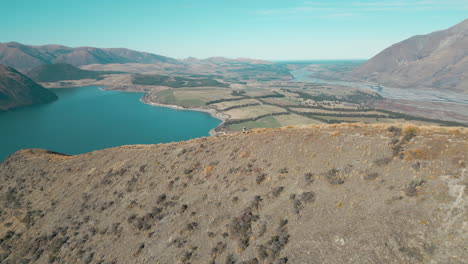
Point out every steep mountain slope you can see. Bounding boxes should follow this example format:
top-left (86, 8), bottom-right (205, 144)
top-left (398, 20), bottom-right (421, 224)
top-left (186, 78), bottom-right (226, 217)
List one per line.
top-left (26, 63), bottom-right (121, 82)
top-left (0, 124), bottom-right (466, 263)
top-left (0, 65), bottom-right (57, 111)
top-left (0, 42), bottom-right (181, 69)
top-left (352, 19), bottom-right (468, 92)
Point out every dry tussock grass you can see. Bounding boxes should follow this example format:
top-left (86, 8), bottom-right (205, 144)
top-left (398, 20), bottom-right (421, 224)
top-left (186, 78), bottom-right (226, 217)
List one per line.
top-left (247, 123), bottom-right (468, 136)
top-left (404, 148), bottom-right (428, 161)
top-left (47, 155), bottom-right (77, 162)
top-left (14, 149), bottom-right (75, 162)
top-left (12, 123), bottom-right (466, 161)
top-left (0, 214), bottom-right (27, 237)
top-left (239, 152), bottom-right (249, 158)
top-left (204, 165), bottom-right (215, 175)
top-left (402, 124), bottom-right (419, 136)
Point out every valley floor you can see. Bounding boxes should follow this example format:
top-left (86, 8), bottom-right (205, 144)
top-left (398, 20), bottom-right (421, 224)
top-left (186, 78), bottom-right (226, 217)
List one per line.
top-left (38, 62), bottom-right (468, 134)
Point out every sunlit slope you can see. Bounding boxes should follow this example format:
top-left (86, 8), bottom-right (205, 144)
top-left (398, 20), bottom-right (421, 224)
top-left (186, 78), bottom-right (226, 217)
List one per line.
top-left (0, 124), bottom-right (466, 263)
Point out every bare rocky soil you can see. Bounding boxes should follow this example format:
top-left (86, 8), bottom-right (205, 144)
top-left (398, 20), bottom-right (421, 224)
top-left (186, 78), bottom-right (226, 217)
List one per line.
top-left (0, 124), bottom-right (466, 264)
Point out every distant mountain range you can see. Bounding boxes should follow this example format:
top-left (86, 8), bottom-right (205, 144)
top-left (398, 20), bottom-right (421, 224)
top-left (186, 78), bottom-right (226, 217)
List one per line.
top-left (0, 42), bottom-right (181, 70)
top-left (0, 64), bottom-right (57, 111)
top-left (3, 18), bottom-right (466, 94)
top-left (352, 19), bottom-right (468, 92)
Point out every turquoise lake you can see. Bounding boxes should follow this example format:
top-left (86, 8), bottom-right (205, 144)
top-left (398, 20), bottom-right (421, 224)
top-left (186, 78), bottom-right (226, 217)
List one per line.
top-left (0, 86), bottom-right (221, 161)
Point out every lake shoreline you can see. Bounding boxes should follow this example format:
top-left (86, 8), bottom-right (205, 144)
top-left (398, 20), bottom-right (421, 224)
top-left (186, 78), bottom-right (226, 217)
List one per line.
top-left (47, 84), bottom-right (229, 136)
top-left (139, 94), bottom-right (229, 136)
top-left (0, 85), bottom-right (222, 161)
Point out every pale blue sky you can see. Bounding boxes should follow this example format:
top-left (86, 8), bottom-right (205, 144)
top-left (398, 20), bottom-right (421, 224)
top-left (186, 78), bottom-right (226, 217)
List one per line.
top-left (1, 0), bottom-right (467, 60)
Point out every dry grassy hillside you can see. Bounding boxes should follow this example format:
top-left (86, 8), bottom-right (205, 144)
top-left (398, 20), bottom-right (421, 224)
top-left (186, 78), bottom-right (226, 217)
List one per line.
top-left (0, 42), bottom-right (181, 69)
top-left (352, 19), bottom-right (468, 92)
top-left (0, 124), bottom-right (466, 264)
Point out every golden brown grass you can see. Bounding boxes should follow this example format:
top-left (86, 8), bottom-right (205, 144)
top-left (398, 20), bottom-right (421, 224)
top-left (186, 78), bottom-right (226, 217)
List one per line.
top-left (404, 148), bottom-right (428, 161)
top-left (204, 165), bottom-right (215, 175)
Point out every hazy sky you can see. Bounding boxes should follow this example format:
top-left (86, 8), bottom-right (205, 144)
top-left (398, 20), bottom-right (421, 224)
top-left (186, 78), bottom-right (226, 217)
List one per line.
top-left (2, 0), bottom-right (467, 60)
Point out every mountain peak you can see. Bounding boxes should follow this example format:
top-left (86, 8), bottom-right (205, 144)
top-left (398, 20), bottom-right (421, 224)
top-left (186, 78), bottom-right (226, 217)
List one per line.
top-left (352, 19), bottom-right (468, 92)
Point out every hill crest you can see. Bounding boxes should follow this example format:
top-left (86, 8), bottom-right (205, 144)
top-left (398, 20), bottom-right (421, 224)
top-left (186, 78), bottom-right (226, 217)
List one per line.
top-left (1, 123), bottom-right (466, 263)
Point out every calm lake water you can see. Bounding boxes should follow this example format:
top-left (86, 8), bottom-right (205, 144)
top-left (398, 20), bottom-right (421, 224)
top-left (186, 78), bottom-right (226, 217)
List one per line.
top-left (0, 86), bottom-right (220, 161)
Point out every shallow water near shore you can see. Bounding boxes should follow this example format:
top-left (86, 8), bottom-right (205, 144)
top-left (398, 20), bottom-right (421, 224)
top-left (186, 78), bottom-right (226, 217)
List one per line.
top-left (0, 86), bottom-right (221, 161)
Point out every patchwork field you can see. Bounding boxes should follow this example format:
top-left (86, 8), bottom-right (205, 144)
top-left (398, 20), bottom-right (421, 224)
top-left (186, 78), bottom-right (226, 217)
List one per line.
top-left (320, 116), bottom-right (436, 125)
top-left (211, 99), bottom-right (260, 110)
top-left (224, 104), bottom-right (287, 119)
top-left (274, 114), bottom-right (323, 126)
top-left (290, 108), bottom-right (389, 116)
top-left (152, 88), bottom-right (241, 107)
top-left (260, 97), bottom-right (301, 106)
top-left (228, 114), bottom-right (322, 131)
top-left (242, 89), bottom-right (277, 97)
top-left (147, 86), bottom-right (464, 134)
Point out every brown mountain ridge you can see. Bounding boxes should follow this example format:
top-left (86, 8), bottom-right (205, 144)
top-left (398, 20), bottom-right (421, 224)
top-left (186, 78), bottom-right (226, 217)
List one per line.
top-left (0, 124), bottom-right (466, 263)
top-left (352, 19), bottom-right (468, 92)
top-left (0, 42), bottom-right (181, 70)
